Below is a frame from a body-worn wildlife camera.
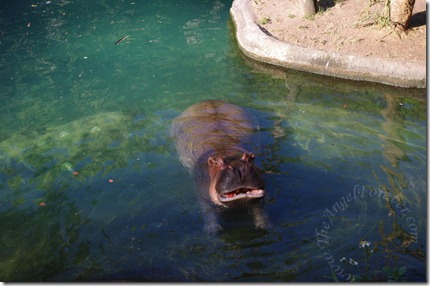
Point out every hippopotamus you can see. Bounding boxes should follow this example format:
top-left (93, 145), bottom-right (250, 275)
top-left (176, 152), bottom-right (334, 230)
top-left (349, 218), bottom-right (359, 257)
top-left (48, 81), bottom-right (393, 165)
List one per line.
top-left (171, 100), bottom-right (271, 234)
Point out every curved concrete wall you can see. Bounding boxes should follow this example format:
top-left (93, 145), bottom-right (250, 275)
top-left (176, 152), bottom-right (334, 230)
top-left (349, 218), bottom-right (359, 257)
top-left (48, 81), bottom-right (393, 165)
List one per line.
top-left (230, 0), bottom-right (426, 88)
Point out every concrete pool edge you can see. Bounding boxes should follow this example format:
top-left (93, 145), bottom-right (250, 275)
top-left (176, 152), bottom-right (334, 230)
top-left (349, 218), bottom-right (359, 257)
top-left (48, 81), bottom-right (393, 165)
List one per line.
top-left (230, 0), bottom-right (426, 89)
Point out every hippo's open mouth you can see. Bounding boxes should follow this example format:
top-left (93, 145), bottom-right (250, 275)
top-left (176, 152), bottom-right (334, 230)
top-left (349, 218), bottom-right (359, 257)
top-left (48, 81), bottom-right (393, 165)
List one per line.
top-left (219, 188), bottom-right (265, 202)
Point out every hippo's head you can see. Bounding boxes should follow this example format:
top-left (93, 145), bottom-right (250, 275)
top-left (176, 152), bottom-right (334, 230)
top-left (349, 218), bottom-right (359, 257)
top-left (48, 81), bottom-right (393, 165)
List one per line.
top-left (207, 152), bottom-right (265, 207)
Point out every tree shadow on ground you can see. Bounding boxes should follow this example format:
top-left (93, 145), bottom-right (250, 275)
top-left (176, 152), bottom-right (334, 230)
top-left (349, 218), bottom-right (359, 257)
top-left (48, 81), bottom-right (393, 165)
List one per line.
top-left (410, 11), bottom-right (426, 28)
top-left (318, 0), bottom-right (336, 10)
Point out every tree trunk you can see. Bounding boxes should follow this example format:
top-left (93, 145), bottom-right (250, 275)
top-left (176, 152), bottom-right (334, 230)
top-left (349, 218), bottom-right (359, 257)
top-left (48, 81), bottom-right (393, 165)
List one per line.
top-left (390, 0), bottom-right (416, 30)
top-left (299, 0), bottom-right (318, 17)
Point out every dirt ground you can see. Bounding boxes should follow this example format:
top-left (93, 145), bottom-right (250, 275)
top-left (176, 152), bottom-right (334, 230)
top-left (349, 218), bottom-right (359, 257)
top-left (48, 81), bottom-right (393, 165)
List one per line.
top-left (252, 0), bottom-right (426, 62)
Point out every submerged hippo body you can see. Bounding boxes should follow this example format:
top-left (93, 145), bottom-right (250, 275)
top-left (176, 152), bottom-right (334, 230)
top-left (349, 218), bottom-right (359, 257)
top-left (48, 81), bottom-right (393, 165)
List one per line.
top-left (171, 100), bottom-right (270, 233)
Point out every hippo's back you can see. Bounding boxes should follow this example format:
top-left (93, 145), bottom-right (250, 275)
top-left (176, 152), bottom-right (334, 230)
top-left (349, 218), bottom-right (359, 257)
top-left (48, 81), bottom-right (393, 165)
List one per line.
top-left (171, 100), bottom-right (259, 173)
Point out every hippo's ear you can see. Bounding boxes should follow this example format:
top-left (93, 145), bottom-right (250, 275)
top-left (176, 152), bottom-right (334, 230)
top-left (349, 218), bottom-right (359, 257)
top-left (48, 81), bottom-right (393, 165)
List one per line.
top-left (208, 156), bottom-right (224, 167)
top-left (241, 152), bottom-right (255, 162)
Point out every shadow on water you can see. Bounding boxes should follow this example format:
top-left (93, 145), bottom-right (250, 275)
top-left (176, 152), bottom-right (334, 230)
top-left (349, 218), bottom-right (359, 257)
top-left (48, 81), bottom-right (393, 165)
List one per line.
top-left (0, 110), bottom-right (180, 281)
top-left (232, 55), bottom-right (426, 282)
top-left (0, 191), bottom-right (86, 281)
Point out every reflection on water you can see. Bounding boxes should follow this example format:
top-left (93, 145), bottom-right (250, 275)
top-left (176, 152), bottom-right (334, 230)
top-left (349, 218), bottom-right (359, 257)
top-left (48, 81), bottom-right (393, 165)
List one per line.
top-left (0, 0), bottom-right (426, 282)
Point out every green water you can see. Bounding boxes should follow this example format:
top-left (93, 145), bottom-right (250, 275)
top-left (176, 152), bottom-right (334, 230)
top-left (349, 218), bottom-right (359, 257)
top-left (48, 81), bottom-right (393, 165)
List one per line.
top-left (0, 0), bottom-right (426, 282)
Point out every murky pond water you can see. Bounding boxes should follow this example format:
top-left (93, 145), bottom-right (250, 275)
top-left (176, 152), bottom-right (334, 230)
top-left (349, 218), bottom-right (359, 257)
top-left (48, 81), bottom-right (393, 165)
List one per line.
top-left (0, 0), bottom-right (426, 282)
